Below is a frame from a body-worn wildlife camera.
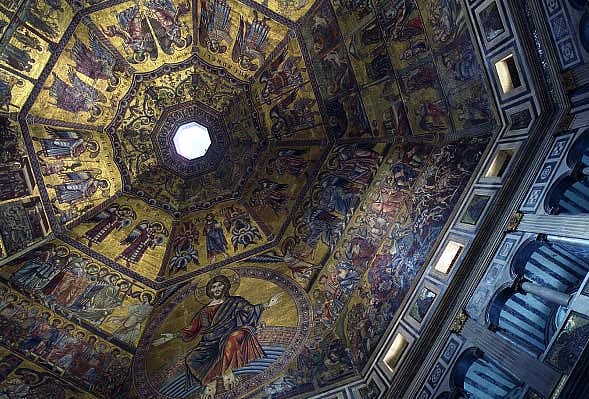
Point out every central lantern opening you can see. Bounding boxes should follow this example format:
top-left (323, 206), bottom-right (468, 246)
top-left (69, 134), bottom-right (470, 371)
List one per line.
top-left (172, 122), bottom-right (211, 160)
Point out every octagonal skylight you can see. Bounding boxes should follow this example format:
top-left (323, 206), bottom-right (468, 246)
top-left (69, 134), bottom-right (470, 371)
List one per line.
top-left (172, 122), bottom-right (211, 160)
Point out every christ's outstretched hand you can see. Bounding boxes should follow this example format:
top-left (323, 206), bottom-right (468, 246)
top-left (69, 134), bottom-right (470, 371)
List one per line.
top-left (152, 332), bottom-right (178, 346)
top-left (266, 292), bottom-right (285, 309)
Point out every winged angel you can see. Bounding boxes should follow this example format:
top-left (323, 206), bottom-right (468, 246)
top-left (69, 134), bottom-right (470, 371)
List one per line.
top-left (104, 0), bottom-right (191, 63)
top-left (259, 48), bottom-right (305, 103)
top-left (70, 32), bottom-right (122, 91)
top-left (115, 221), bottom-right (168, 267)
top-left (198, 0), bottom-right (233, 54)
top-left (48, 69), bottom-right (107, 122)
top-left (232, 11), bottom-right (271, 72)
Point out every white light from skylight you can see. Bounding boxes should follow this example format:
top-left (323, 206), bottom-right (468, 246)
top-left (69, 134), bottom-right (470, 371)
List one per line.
top-left (173, 122), bottom-right (211, 160)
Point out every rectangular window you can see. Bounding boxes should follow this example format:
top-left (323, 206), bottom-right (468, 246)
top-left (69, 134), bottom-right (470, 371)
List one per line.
top-left (384, 333), bottom-right (409, 371)
top-left (434, 241), bottom-right (464, 274)
top-left (495, 55), bottom-right (521, 93)
top-left (485, 149), bottom-right (515, 178)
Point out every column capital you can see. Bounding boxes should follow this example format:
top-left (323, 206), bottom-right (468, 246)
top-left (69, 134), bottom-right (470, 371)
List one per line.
top-left (450, 310), bottom-right (469, 334)
top-left (506, 211), bottom-right (524, 232)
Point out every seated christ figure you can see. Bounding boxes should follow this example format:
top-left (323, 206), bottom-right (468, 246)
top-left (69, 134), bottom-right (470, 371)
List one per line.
top-left (154, 274), bottom-right (282, 398)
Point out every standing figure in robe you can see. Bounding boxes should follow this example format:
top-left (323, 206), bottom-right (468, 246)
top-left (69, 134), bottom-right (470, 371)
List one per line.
top-left (48, 170), bottom-right (109, 205)
top-left (83, 204), bottom-right (136, 247)
top-left (0, 74), bottom-right (23, 112)
top-left (153, 275), bottom-right (283, 398)
top-left (116, 221), bottom-right (168, 267)
top-left (34, 128), bottom-right (100, 159)
top-left (42, 256), bottom-right (90, 307)
top-left (108, 294), bottom-right (153, 344)
top-left (202, 213), bottom-right (228, 262)
top-left (10, 250), bottom-right (60, 291)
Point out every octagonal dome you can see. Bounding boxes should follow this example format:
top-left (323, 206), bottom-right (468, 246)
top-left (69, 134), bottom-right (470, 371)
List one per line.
top-left (173, 122), bottom-right (211, 160)
top-left (6, 0), bottom-right (502, 396)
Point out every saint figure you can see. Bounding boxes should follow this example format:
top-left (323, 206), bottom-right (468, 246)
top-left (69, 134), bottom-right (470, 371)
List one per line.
top-left (202, 213), bottom-right (228, 262)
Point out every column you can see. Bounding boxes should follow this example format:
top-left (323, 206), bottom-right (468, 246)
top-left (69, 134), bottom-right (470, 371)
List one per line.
top-left (517, 214), bottom-right (589, 240)
top-left (461, 319), bottom-right (560, 397)
top-left (520, 281), bottom-right (572, 307)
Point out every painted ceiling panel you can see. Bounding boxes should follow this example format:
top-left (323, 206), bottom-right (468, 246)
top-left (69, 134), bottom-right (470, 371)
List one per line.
top-left (251, 36), bottom-right (326, 140)
top-left (27, 123), bottom-right (123, 226)
top-left (69, 196), bottom-right (173, 279)
top-left (194, 0), bottom-right (291, 80)
top-left (0, 0), bottom-right (499, 396)
top-left (28, 22), bottom-right (133, 127)
top-left (2, 239), bottom-right (156, 347)
top-left (0, 347), bottom-right (100, 399)
top-left (342, 138), bottom-right (486, 369)
top-left (0, 276), bottom-right (134, 397)
top-left (89, 0), bottom-right (194, 72)
top-left (135, 267), bottom-right (310, 398)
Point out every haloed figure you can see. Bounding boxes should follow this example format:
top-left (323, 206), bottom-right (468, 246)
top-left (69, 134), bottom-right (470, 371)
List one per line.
top-left (153, 275), bottom-right (283, 398)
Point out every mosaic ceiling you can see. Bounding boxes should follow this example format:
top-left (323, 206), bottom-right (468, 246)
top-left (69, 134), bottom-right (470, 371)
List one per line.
top-left (0, 0), bottom-right (497, 397)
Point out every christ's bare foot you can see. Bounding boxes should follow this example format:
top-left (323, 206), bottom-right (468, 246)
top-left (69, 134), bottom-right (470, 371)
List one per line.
top-left (202, 381), bottom-right (216, 399)
top-left (222, 370), bottom-right (239, 390)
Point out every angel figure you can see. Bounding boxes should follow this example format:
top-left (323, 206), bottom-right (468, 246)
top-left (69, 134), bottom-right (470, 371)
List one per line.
top-left (48, 69), bottom-right (107, 122)
top-left (198, 0), bottom-right (232, 54)
top-left (34, 127), bottom-right (100, 160)
top-left (70, 32), bottom-right (122, 91)
top-left (83, 204), bottom-right (137, 247)
top-left (259, 48), bottom-right (305, 102)
top-left (168, 221), bottom-right (200, 275)
top-left (232, 11), bottom-right (270, 71)
top-left (116, 221), bottom-right (168, 267)
top-left (103, 4), bottom-right (158, 63)
top-left (144, 0), bottom-right (192, 54)
top-left (47, 170), bottom-right (109, 205)
top-left (220, 206), bottom-right (262, 251)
